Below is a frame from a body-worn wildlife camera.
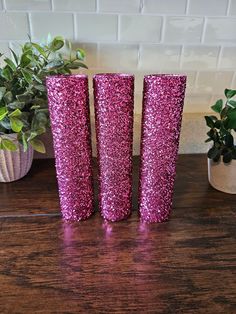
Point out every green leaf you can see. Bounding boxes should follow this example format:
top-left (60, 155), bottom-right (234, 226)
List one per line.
top-left (0, 117), bottom-right (11, 130)
top-left (207, 146), bottom-right (221, 160)
top-left (223, 151), bottom-right (232, 163)
top-left (31, 99), bottom-right (47, 108)
top-left (228, 100), bottom-right (236, 108)
top-left (225, 89), bottom-right (236, 99)
top-left (226, 110), bottom-right (236, 129)
top-left (30, 138), bottom-right (46, 153)
top-left (4, 91), bottom-right (13, 103)
top-left (1, 138), bottom-right (17, 151)
top-left (50, 36), bottom-right (64, 51)
top-left (23, 42), bottom-right (32, 52)
top-left (21, 69), bottom-right (32, 84)
top-left (0, 107), bottom-right (7, 120)
top-left (27, 131), bottom-right (38, 142)
top-left (9, 48), bottom-right (18, 65)
top-left (232, 148), bottom-right (236, 159)
top-left (205, 138), bottom-right (212, 143)
top-left (30, 105), bottom-right (41, 110)
top-left (211, 99), bottom-right (223, 113)
top-left (32, 43), bottom-right (47, 58)
top-left (33, 84), bottom-right (46, 92)
top-left (224, 133), bottom-right (234, 147)
top-left (19, 113), bottom-right (30, 129)
top-left (4, 57), bottom-right (16, 71)
top-left (8, 108), bottom-right (22, 118)
top-left (7, 101), bottom-right (25, 110)
top-left (207, 129), bottom-right (215, 139)
top-left (25, 54), bottom-right (37, 65)
top-left (38, 108), bottom-right (48, 113)
top-left (32, 111), bottom-right (48, 130)
top-left (205, 116), bottom-right (215, 128)
top-left (22, 133), bottom-right (28, 152)
top-left (220, 106), bottom-right (229, 119)
top-left (68, 61), bottom-right (88, 69)
top-left (1, 67), bottom-right (12, 80)
top-left (76, 48), bottom-right (86, 61)
top-left (32, 74), bottom-right (42, 84)
top-left (35, 126), bottom-right (46, 135)
top-left (16, 92), bottom-right (32, 102)
top-left (20, 52), bottom-right (31, 67)
top-left (214, 120), bottom-right (221, 129)
top-left (209, 115), bottom-right (218, 121)
top-left (58, 68), bottom-right (71, 74)
top-left (0, 87), bottom-right (6, 101)
top-left (10, 117), bottom-right (23, 132)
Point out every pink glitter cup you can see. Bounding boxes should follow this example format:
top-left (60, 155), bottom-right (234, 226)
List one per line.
top-left (139, 74), bottom-right (187, 223)
top-left (46, 75), bottom-right (94, 221)
top-left (93, 73), bottom-right (134, 222)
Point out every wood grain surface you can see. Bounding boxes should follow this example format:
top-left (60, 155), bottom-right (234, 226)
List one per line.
top-left (0, 155), bottom-right (235, 313)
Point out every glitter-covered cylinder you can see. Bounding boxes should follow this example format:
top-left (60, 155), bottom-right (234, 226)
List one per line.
top-left (139, 74), bottom-right (186, 223)
top-left (93, 73), bottom-right (134, 222)
top-left (46, 75), bottom-right (94, 221)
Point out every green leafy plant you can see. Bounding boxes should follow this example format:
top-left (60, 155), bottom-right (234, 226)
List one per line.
top-left (0, 36), bottom-right (87, 153)
top-left (205, 88), bottom-right (236, 163)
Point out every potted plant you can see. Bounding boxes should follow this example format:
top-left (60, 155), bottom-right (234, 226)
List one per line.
top-left (205, 88), bottom-right (236, 193)
top-left (0, 36), bottom-right (87, 182)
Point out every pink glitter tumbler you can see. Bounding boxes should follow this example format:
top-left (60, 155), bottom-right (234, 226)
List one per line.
top-left (93, 73), bottom-right (134, 222)
top-left (46, 75), bottom-right (94, 221)
top-left (139, 74), bottom-right (187, 223)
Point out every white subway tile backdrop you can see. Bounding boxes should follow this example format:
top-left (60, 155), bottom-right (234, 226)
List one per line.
top-left (30, 12), bottom-right (74, 39)
top-left (0, 12), bottom-right (29, 39)
top-left (164, 17), bottom-right (204, 43)
top-left (76, 14), bottom-right (118, 41)
top-left (143, 0), bottom-right (187, 15)
top-left (53, 0), bottom-right (96, 12)
top-left (188, 0), bottom-right (228, 16)
top-left (99, 0), bottom-right (140, 13)
top-left (230, 0), bottom-right (236, 15)
top-left (5, 0), bottom-right (51, 11)
top-left (0, 0), bottom-right (235, 155)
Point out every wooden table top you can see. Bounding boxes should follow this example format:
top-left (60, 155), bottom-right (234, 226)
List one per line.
top-left (0, 155), bottom-right (235, 313)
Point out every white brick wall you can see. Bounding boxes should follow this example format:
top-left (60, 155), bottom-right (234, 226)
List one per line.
top-left (230, 0), bottom-right (236, 15)
top-left (30, 12), bottom-right (74, 40)
top-left (120, 15), bottom-right (162, 42)
top-left (143, 0), bottom-right (187, 15)
top-left (53, 0), bottom-right (96, 12)
top-left (188, 0), bottom-right (228, 15)
top-left (76, 14), bottom-right (118, 41)
top-left (0, 0), bottom-right (236, 155)
top-left (5, 0), bottom-right (51, 11)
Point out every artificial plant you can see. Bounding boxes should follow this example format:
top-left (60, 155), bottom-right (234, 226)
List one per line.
top-left (0, 36), bottom-right (87, 153)
top-left (205, 88), bottom-right (236, 163)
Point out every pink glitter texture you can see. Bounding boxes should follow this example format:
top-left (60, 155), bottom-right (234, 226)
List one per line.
top-left (46, 75), bottom-right (94, 221)
top-left (93, 73), bottom-right (134, 222)
top-left (139, 74), bottom-right (187, 223)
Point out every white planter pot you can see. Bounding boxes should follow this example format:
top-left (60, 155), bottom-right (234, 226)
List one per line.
top-left (208, 157), bottom-right (236, 194)
top-left (0, 134), bottom-right (34, 182)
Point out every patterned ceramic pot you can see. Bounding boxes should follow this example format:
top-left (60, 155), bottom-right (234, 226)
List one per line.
top-left (0, 134), bottom-right (34, 182)
top-left (208, 157), bottom-right (236, 194)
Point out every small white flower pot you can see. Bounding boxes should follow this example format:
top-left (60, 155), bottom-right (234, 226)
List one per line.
top-left (0, 134), bottom-right (34, 183)
top-left (208, 157), bottom-right (236, 194)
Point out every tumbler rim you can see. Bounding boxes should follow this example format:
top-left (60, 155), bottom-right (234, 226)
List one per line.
top-left (93, 73), bottom-right (134, 78)
top-left (46, 74), bottom-right (87, 80)
top-left (145, 74), bottom-right (187, 79)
